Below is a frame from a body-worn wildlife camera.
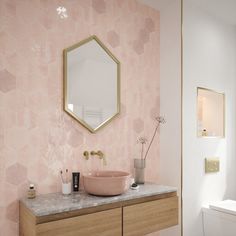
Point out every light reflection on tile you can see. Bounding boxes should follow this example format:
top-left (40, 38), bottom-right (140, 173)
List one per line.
top-left (56, 6), bottom-right (68, 19)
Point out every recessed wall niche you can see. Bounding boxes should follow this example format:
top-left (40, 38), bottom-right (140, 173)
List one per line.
top-left (197, 87), bottom-right (225, 138)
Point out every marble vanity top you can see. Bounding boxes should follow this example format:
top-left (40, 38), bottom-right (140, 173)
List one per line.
top-left (21, 183), bottom-right (177, 217)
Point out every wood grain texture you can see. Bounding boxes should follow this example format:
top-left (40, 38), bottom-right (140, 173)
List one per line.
top-left (123, 196), bottom-right (178, 236)
top-left (36, 208), bottom-right (122, 236)
top-left (19, 202), bottom-right (37, 236)
top-left (35, 192), bottom-right (177, 224)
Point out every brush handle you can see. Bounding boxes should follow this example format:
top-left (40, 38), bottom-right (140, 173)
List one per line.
top-left (66, 169), bottom-right (68, 183)
top-left (60, 171), bottom-right (65, 183)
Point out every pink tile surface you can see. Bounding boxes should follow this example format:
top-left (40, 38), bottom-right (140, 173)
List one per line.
top-left (0, 70), bottom-right (16, 93)
top-left (0, 0), bottom-right (160, 235)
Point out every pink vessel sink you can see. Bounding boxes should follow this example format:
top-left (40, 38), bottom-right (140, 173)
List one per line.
top-left (83, 171), bottom-right (131, 196)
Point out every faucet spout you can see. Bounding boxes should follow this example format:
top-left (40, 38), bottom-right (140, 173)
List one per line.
top-left (90, 150), bottom-right (107, 165)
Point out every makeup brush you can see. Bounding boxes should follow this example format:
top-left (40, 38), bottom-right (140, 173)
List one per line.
top-left (66, 169), bottom-right (68, 183)
top-left (60, 170), bottom-right (65, 184)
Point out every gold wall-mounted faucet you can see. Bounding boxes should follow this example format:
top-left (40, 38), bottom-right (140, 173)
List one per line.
top-left (83, 150), bottom-right (107, 165)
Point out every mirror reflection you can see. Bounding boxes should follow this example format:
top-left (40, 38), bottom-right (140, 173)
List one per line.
top-left (64, 36), bottom-right (120, 132)
top-left (197, 87), bottom-right (225, 137)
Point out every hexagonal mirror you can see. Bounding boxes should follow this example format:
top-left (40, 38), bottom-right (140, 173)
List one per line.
top-left (63, 35), bottom-right (120, 133)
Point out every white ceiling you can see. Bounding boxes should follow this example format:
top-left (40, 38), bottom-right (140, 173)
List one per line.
top-left (139, 0), bottom-right (236, 25)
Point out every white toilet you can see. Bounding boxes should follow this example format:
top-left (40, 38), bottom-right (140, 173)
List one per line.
top-left (202, 200), bottom-right (236, 236)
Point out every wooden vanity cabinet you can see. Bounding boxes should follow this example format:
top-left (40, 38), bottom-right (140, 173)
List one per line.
top-left (38, 208), bottom-right (121, 236)
top-left (123, 196), bottom-right (178, 236)
top-left (20, 192), bottom-right (178, 236)
top-left (20, 206), bottom-right (121, 236)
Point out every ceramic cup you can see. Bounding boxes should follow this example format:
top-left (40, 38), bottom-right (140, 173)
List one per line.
top-left (62, 182), bottom-right (71, 195)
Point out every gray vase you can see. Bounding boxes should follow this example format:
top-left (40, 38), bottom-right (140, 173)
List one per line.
top-left (134, 158), bottom-right (146, 184)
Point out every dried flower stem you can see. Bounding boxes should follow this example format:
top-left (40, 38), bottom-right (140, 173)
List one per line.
top-left (138, 137), bottom-right (147, 159)
top-left (141, 142), bottom-right (144, 159)
top-left (144, 116), bottom-right (165, 160)
top-left (144, 122), bottom-right (160, 160)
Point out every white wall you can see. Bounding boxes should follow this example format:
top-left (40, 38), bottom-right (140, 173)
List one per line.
top-left (157, 1), bottom-right (182, 236)
top-left (183, 2), bottom-right (236, 236)
top-left (138, 1), bottom-right (182, 236)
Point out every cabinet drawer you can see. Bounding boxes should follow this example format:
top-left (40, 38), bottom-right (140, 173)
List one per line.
top-left (36, 208), bottom-right (122, 236)
top-left (123, 196), bottom-right (178, 236)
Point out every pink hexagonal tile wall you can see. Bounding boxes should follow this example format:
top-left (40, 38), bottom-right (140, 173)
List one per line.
top-left (145, 17), bottom-right (155, 32)
top-left (6, 201), bottom-right (19, 223)
top-left (67, 129), bottom-right (83, 148)
top-left (107, 30), bottom-right (120, 48)
top-left (92, 0), bottom-right (106, 14)
top-left (0, 1), bottom-right (160, 235)
top-left (0, 70), bottom-right (16, 93)
top-left (6, 163), bottom-right (27, 186)
top-left (133, 118), bottom-right (144, 134)
top-left (5, 127), bottom-right (29, 150)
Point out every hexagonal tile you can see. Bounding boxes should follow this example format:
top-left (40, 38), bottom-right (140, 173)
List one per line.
top-left (145, 17), bottom-right (155, 33)
top-left (4, 1), bottom-right (16, 17)
top-left (0, 52), bottom-right (6, 71)
top-left (17, 182), bottom-right (29, 199)
top-left (0, 206), bottom-right (5, 220)
top-left (92, 0), bottom-right (106, 14)
top-left (139, 28), bottom-right (150, 44)
top-left (150, 106), bottom-right (160, 120)
top-left (18, 145), bottom-right (34, 167)
top-left (133, 118), bottom-right (144, 133)
top-left (5, 126), bottom-right (28, 150)
top-left (1, 109), bottom-right (16, 129)
top-left (29, 128), bottom-right (48, 154)
top-left (16, 108), bottom-right (37, 129)
top-left (3, 90), bottom-right (26, 112)
top-left (0, 147), bottom-right (17, 170)
top-left (48, 127), bottom-right (65, 146)
top-left (28, 90), bottom-right (49, 113)
top-left (0, 70), bottom-right (16, 93)
top-left (0, 182), bottom-right (18, 208)
top-left (67, 129), bottom-right (83, 148)
top-left (0, 134), bottom-right (3, 150)
top-left (0, 155), bottom-right (6, 183)
top-left (0, 218), bottom-right (18, 236)
top-left (0, 31), bottom-right (17, 56)
top-left (133, 40), bottom-right (144, 55)
top-left (6, 163), bottom-right (27, 185)
top-left (120, 103), bottom-right (127, 117)
top-left (107, 30), bottom-right (120, 48)
top-left (6, 201), bottom-right (18, 223)
top-left (29, 158), bottom-right (49, 181)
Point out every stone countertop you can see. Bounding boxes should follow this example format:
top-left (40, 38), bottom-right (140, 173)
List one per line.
top-left (20, 183), bottom-right (177, 217)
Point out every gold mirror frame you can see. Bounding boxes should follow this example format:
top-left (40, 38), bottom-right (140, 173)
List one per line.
top-left (63, 35), bottom-right (120, 133)
top-left (197, 87), bottom-right (225, 138)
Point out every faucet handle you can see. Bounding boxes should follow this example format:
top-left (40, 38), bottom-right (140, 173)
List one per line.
top-left (97, 150), bottom-right (104, 158)
top-left (83, 151), bottom-right (89, 160)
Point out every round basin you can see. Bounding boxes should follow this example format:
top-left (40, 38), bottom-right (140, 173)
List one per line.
top-left (83, 171), bottom-right (131, 196)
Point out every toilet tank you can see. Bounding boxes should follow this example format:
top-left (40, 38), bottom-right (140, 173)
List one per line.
top-left (202, 200), bottom-right (236, 236)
